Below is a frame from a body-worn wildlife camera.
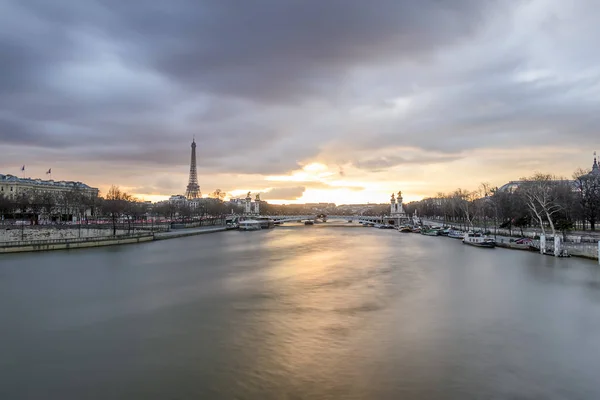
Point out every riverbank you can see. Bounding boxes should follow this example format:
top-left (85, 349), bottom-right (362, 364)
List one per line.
top-left (0, 225), bottom-right (228, 254)
top-left (422, 220), bottom-right (599, 261)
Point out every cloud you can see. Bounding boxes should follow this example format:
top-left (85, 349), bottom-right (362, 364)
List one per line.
top-left (260, 186), bottom-right (306, 201)
top-left (1, 0), bottom-right (599, 202)
top-left (353, 154), bottom-right (463, 171)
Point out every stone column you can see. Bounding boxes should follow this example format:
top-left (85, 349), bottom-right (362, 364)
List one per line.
top-left (554, 234), bottom-right (561, 257)
top-left (245, 197), bottom-right (252, 215)
top-left (540, 234), bottom-right (546, 255)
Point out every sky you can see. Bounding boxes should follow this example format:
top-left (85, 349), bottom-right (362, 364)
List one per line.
top-left (1, 0), bottom-right (599, 204)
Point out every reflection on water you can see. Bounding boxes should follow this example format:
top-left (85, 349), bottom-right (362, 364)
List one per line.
top-left (1, 227), bottom-right (600, 399)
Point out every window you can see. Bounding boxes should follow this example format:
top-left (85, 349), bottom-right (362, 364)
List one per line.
top-left (10, 187), bottom-right (13, 192)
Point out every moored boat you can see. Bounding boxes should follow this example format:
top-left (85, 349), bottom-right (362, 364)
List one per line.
top-left (398, 225), bottom-right (412, 233)
top-left (238, 220), bottom-right (262, 231)
top-left (304, 220), bottom-right (314, 225)
top-left (379, 224), bottom-right (394, 229)
top-left (421, 228), bottom-right (440, 236)
top-left (462, 232), bottom-right (495, 248)
top-left (254, 217), bottom-right (275, 229)
top-left (447, 229), bottom-right (465, 239)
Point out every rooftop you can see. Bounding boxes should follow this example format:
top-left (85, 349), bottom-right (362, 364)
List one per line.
top-left (0, 174), bottom-right (96, 190)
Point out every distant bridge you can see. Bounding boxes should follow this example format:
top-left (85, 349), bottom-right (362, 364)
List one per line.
top-left (229, 213), bottom-right (412, 225)
top-left (264, 215), bottom-right (389, 224)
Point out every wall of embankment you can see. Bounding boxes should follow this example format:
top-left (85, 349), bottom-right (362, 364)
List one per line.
top-left (0, 226), bottom-right (230, 254)
top-left (0, 235), bottom-right (154, 254)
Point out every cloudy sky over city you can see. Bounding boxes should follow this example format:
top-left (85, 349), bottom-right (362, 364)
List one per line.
top-left (1, 0), bottom-right (599, 204)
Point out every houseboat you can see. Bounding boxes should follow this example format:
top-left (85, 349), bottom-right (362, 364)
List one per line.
top-left (463, 232), bottom-right (495, 248)
top-left (238, 220), bottom-right (262, 231)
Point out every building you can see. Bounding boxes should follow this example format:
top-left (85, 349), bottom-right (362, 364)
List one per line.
top-left (168, 194), bottom-right (188, 203)
top-left (498, 154), bottom-right (599, 193)
top-left (0, 174), bottom-right (99, 222)
top-left (0, 174), bottom-right (99, 199)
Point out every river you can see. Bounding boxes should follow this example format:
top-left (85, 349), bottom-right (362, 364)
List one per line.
top-left (1, 225), bottom-right (600, 399)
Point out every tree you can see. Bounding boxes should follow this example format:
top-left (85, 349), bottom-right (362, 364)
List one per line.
top-left (452, 188), bottom-right (479, 229)
top-left (573, 168), bottom-right (600, 230)
top-left (154, 201), bottom-right (177, 221)
top-left (490, 187), bottom-right (514, 235)
top-left (513, 214), bottom-right (531, 237)
top-left (14, 191), bottom-right (30, 221)
top-left (26, 189), bottom-right (43, 224)
top-left (0, 192), bottom-right (12, 222)
top-left (518, 173), bottom-right (569, 237)
top-left (39, 191), bottom-right (56, 222)
top-left (104, 185), bottom-right (132, 235)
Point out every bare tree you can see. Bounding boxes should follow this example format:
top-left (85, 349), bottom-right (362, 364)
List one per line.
top-left (104, 185), bottom-right (132, 235)
top-left (39, 191), bottom-right (56, 222)
top-left (518, 173), bottom-right (568, 237)
top-left (573, 167), bottom-right (600, 230)
top-left (26, 189), bottom-right (43, 224)
top-left (14, 191), bottom-right (31, 221)
top-left (0, 192), bottom-right (12, 223)
top-left (452, 188), bottom-right (479, 229)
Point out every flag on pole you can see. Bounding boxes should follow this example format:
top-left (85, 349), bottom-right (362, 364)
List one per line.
top-left (46, 168), bottom-right (51, 174)
top-left (21, 165), bottom-right (25, 171)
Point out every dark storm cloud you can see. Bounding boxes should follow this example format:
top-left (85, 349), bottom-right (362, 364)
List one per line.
top-left (10, 0), bottom-right (592, 195)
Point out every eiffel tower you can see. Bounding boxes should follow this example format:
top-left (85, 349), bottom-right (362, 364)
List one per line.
top-left (185, 138), bottom-right (201, 199)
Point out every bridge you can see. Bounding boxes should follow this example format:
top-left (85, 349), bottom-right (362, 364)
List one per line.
top-left (264, 214), bottom-right (391, 224)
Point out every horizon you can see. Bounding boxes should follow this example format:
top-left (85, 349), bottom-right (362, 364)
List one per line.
top-left (1, 152), bottom-right (594, 205)
top-left (2, 1), bottom-right (599, 205)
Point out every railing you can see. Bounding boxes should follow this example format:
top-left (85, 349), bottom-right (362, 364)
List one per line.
top-left (0, 232), bottom-right (153, 248)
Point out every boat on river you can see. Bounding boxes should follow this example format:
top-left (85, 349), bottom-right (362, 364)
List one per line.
top-left (254, 217), bottom-right (275, 229)
top-left (447, 229), bottom-right (465, 239)
top-left (421, 228), bottom-right (440, 236)
top-left (379, 224), bottom-right (395, 229)
top-left (304, 220), bottom-right (314, 225)
top-left (238, 220), bottom-right (262, 231)
top-left (462, 232), bottom-right (495, 248)
top-left (398, 225), bottom-right (412, 233)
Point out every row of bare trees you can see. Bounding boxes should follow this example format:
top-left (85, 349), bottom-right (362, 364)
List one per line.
top-left (404, 169), bottom-right (600, 237)
top-left (0, 187), bottom-right (99, 224)
top-left (0, 185), bottom-right (242, 232)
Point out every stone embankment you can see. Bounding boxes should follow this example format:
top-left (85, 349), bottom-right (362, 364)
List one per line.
top-left (0, 226), bottom-right (130, 242)
top-left (0, 234), bottom-right (154, 254)
top-left (0, 225), bottom-right (228, 254)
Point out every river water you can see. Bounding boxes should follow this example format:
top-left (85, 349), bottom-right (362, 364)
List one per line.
top-left (1, 225), bottom-right (600, 399)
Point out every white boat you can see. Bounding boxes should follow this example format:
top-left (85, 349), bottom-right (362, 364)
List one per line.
top-left (448, 229), bottom-right (465, 239)
top-left (463, 232), bottom-right (495, 248)
top-left (254, 217), bottom-right (275, 229)
top-left (238, 220), bottom-right (262, 231)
